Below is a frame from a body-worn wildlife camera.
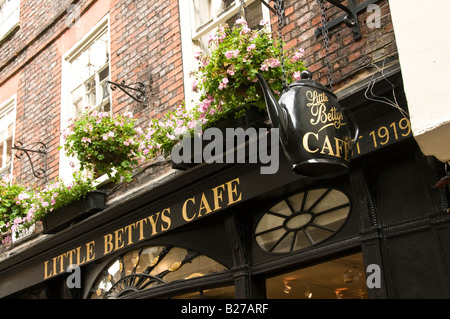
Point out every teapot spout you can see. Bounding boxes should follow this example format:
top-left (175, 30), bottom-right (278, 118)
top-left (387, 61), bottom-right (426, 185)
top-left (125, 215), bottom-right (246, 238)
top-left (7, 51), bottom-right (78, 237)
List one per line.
top-left (255, 72), bottom-right (288, 144)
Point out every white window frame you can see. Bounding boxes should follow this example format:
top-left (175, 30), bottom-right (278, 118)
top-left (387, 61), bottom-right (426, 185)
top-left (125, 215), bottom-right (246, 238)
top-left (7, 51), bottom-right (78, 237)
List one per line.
top-left (0, 0), bottom-right (20, 40)
top-left (0, 94), bottom-right (16, 177)
top-left (179, 0), bottom-right (271, 109)
top-left (60, 15), bottom-right (111, 183)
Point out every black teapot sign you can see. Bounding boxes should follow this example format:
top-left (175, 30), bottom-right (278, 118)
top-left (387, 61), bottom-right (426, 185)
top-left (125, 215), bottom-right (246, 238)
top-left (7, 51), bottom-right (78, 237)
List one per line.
top-left (256, 70), bottom-right (359, 178)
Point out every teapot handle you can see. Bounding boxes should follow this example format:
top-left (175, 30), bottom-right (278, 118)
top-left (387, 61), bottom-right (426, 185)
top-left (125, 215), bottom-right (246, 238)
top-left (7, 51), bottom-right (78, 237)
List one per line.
top-left (342, 108), bottom-right (360, 147)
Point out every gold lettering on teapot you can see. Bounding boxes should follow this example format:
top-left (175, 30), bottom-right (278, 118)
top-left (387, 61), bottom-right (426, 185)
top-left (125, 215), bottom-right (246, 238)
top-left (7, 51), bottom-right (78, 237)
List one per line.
top-left (306, 90), bottom-right (346, 130)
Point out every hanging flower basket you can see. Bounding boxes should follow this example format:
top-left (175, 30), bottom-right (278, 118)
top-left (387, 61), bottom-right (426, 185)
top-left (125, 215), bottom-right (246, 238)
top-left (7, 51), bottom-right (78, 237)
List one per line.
top-left (41, 190), bottom-right (107, 234)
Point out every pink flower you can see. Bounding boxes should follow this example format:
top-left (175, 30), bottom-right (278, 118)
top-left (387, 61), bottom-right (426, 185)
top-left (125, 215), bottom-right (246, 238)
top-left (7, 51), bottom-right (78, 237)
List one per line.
top-left (81, 137), bottom-right (91, 143)
top-left (260, 19), bottom-right (269, 26)
top-left (247, 44), bottom-right (256, 52)
top-left (225, 50), bottom-right (239, 59)
top-left (293, 71), bottom-right (301, 80)
top-left (218, 78), bottom-right (229, 90)
top-left (18, 192), bottom-right (30, 200)
top-left (292, 48), bottom-right (305, 62)
top-left (227, 65), bottom-right (235, 76)
top-left (240, 26), bottom-right (251, 35)
top-left (236, 18), bottom-right (247, 26)
top-left (192, 80), bottom-right (199, 92)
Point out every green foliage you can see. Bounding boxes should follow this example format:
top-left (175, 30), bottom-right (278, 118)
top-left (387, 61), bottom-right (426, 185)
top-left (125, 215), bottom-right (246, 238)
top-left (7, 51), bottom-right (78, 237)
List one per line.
top-left (143, 19), bottom-right (305, 159)
top-left (0, 173), bottom-right (96, 243)
top-left (61, 109), bottom-right (144, 183)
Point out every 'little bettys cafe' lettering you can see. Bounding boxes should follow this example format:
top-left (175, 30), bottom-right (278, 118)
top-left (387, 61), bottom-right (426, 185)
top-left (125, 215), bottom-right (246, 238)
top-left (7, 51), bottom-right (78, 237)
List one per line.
top-left (43, 178), bottom-right (243, 280)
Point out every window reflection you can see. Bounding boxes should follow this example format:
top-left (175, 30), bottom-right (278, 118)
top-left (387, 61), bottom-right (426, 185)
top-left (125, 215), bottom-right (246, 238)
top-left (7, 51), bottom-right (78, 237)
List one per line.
top-left (90, 245), bottom-right (228, 299)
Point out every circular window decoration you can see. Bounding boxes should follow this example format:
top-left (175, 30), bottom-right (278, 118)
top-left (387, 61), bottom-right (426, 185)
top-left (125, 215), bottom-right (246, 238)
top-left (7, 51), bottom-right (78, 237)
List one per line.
top-left (255, 188), bottom-right (351, 253)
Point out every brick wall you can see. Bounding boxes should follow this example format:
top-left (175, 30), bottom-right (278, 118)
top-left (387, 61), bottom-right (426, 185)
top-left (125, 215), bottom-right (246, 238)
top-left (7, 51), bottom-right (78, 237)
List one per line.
top-left (279, 0), bottom-right (398, 91)
top-left (1, 0), bottom-right (398, 188)
top-left (109, 0), bottom-right (184, 129)
top-left (1, 0), bottom-right (184, 187)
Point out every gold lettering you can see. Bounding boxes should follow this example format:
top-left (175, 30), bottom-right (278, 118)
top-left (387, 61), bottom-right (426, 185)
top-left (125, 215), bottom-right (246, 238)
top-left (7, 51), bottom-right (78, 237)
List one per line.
top-left (114, 228), bottom-right (125, 251)
top-left (76, 246), bottom-right (86, 265)
top-left (86, 241), bottom-right (95, 262)
top-left (147, 212), bottom-right (161, 236)
top-left (67, 248), bottom-right (77, 266)
top-left (226, 178), bottom-right (242, 205)
top-left (57, 253), bottom-right (66, 274)
top-left (44, 260), bottom-right (53, 280)
top-left (211, 185), bottom-right (225, 211)
top-left (198, 193), bottom-right (212, 216)
top-left (182, 196), bottom-right (196, 222)
top-left (124, 223), bottom-right (135, 245)
top-left (161, 207), bottom-right (171, 232)
top-left (320, 135), bottom-right (334, 156)
top-left (334, 137), bottom-right (344, 158)
top-left (303, 132), bottom-right (319, 153)
top-left (135, 218), bottom-right (148, 241)
top-left (104, 233), bottom-right (114, 255)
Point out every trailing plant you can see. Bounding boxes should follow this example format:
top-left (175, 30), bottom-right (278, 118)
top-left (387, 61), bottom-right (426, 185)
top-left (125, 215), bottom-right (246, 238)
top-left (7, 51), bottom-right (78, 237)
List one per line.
top-left (0, 175), bottom-right (33, 237)
top-left (0, 173), bottom-right (96, 244)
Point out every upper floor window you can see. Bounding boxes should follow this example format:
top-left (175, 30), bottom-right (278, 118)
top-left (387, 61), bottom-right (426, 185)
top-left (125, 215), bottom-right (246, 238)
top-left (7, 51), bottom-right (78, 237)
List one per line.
top-left (180, 0), bottom-right (270, 106)
top-left (0, 96), bottom-right (16, 177)
top-left (64, 21), bottom-right (111, 118)
top-left (0, 0), bottom-right (20, 39)
top-left (60, 16), bottom-right (111, 181)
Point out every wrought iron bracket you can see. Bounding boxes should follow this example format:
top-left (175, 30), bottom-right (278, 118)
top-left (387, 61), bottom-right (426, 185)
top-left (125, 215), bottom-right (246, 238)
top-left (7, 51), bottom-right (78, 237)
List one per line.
top-left (12, 141), bottom-right (48, 183)
top-left (258, 0), bottom-right (286, 25)
top-left (315, 0), bottom-right (380, 41)
top-left (106, 80), bottom-right (146, 103)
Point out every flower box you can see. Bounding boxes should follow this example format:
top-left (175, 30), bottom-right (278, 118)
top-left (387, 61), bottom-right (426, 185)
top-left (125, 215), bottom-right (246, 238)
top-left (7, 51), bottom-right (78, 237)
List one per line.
top-left (41, 190), bottom-right (107, 234)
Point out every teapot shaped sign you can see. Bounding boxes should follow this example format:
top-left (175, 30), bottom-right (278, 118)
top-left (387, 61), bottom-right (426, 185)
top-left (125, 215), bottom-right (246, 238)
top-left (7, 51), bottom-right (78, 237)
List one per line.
top-left (256, 70), bottom-right (359, 178)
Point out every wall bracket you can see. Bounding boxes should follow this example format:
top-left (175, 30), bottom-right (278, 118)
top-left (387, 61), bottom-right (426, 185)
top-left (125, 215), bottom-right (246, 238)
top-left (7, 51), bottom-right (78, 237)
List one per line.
top-left (12, 141), bottom-right (48, 183)
top-left (106, 81), bottom-right (146, 103)
top-left (315, 0), bottom-right (380, 41)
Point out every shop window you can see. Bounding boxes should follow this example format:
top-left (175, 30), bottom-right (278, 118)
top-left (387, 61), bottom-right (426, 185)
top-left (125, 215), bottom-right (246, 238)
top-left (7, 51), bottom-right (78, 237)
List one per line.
top-left (89, 245), bottom-right (229, 299)
top-left (60, 16), bottom-right (111, 181)
top-left (266, 252), bottom-right (368, 299)
top-left (179, 0), bottom-right (270, 107)
top-left (255, 188), bottom-right (351, 253)
top-left (0, 0), bottom-right (20, 40)
top-left (0, 96), bottom-right (16, 177)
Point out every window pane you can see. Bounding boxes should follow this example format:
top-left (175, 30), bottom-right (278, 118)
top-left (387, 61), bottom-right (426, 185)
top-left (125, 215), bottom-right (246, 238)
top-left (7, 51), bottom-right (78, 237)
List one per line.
top-left (266, 252), bottom-right (368, 299)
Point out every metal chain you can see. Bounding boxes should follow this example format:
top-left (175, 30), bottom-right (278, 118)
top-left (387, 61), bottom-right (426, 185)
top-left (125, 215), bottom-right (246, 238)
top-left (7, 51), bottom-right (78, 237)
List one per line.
top-left (317, 0), bottom-right (333, 91)
top-left (274, 0), bottom-right (288, 90)
top-left (237, 0), bottom-right (256, 29)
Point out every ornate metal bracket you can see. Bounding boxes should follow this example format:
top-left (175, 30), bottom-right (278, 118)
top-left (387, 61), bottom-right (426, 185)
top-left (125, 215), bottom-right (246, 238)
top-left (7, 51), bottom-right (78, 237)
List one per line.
top-left (106, 80), bottom-right (146, 103)
top-left (12, 141), bottom-right (48, 183)
top-left (315, 0), bottom-right (380, 41)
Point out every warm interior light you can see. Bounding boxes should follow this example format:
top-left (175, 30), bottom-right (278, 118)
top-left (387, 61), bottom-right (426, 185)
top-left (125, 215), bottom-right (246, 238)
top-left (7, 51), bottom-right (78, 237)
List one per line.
top-left (283, 281), bottom-right (291, 294)
top-left (305, 287), bottom-right (312, 299)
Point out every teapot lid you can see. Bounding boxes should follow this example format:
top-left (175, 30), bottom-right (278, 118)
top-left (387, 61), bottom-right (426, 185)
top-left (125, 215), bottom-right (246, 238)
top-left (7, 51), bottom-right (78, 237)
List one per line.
top-left (289, 70), bottom-right (336, 98)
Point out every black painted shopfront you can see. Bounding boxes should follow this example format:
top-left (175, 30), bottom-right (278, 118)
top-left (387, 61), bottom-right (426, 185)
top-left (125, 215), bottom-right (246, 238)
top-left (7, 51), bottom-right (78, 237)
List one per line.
top-left (1, 68), bottom-right (450, 299)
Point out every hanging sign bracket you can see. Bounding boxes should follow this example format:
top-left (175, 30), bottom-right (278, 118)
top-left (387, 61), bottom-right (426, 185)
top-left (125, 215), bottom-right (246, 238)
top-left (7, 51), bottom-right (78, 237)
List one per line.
top-left (315, 0), bottom-right (379, 41)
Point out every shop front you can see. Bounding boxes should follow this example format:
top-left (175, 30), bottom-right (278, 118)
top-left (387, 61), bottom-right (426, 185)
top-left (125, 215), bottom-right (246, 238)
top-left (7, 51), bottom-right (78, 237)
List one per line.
top-left (1, 68), bottom-right (449, 300)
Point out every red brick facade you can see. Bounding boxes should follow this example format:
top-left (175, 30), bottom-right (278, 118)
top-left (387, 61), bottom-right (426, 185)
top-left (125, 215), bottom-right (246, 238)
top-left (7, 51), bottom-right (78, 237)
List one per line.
top-left (0, 0), bottom-right (398, 188)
